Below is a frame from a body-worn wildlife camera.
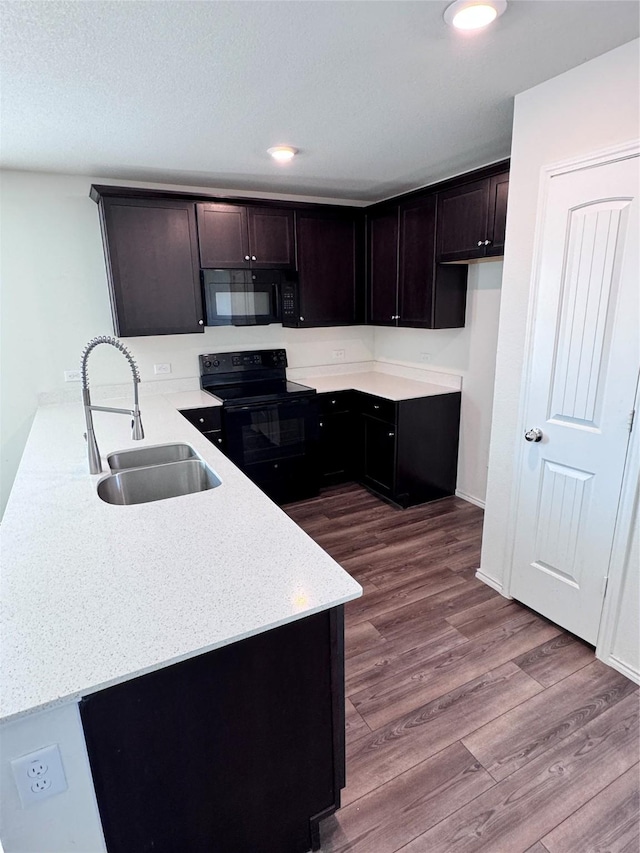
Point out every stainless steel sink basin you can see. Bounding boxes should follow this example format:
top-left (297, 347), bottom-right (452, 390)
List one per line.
top-left (98, 459), bottom-right (221, 506)
top-left (107, 443), bottom-right (197, 473)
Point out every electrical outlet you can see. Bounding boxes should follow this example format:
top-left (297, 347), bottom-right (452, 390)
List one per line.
top-left (64, 369), bottom-right (82, 382)
top-left (332, 349), bottom-right (345, 361)
top-left (11, 744), bottom-right (68, 808)
top-left (153, 363), bottom-right (172, 375)
top-left (419, 352), bottom-right (432, 363)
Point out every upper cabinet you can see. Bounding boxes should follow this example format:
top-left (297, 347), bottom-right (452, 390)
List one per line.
top-left (288, 209), bottom-right (364, 327)
top-left (98, 197), bottom-right (204, 337)
top-left (436, 169), bottom-right (510, 262)
top-left (368, 208), bottom-right (399, 327)
top-left (91, 162), bottom-right (507, 337)
top-left (196, 203), bottom-right (295, 269)
top-left (368, 195), bottom-right (468, 329)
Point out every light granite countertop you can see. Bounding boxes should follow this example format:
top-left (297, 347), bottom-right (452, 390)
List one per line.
top-left (0, 391), bottom-right (362, 723)
top-left (297, 371), bottom-right (460, 400)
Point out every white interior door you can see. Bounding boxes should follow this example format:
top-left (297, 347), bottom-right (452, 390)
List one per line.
top-left (511, 151), bottom-right (639, 644)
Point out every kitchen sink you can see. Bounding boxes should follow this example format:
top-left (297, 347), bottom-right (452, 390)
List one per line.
top-left (98, 459), bottom-right (221, 506)
top-left (107, 443), bottom-right (197, 473)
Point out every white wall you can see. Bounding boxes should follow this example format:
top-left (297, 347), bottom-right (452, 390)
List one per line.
top-left (479, 41), bottom-right (639, 668)
top-left (0, 703), bottom-right (106, 852)
top-left (373, 261), bottom-right (503, 506)
top-left (0, 170), bottom-right (375, 515)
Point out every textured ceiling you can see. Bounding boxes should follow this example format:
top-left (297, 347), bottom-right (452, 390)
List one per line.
top-left (1, 1), bottom-right (638, 201)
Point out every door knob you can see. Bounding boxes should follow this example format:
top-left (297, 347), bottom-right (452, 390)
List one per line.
top-left (524, 428), bottom-right (543, 442)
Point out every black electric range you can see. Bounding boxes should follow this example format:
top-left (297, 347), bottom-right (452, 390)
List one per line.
top-left (199, 349), bottom-right (319, 504)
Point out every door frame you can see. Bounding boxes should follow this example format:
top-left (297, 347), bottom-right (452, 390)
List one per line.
top-left (502, 139), bottom-right (639, 681)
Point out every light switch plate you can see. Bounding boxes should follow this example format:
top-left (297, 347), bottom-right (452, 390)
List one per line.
top-left (11, 744), bottom-right (68, 807)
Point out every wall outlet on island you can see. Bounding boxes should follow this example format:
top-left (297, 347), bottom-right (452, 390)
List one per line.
top-left (332, 349), bottom-right (345, 361)
top-left (11, 744), bottom-right (68, 808)
top-left (154, 363), bottom-right (172, 375)
top-left (419, 352), bottom-right (432, 363)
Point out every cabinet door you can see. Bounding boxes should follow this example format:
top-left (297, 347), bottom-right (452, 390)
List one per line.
top-left (196, 203), bottom-right (250, 268)
top-left (296, 211), bottom-right (362, 326)
top-left (485, 172), bottom-right (509, 257)
top-left (436, 180), bottom-right (489, 262)
top-left (368, 208), bottom-right (399, 326)
top-left (80, 610), bottom-right (341, 853)
top-left (319, 410), bottom-right (354, 484)
top-left (101, 198), bottom-right (204, 337)
top-left (398, 196), bottom-right (437, 327)
top-left (247, 207), bottom-right (295, 269)
top-left (362, 414), bottom-right (396, 495)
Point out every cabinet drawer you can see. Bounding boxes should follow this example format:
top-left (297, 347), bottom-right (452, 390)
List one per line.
top-left (357, 393), bottom-right (396, 424)
top-left (180, 407), bottom-right (222, 432)
top-left (203, 429), bottom-right (225, 450)
top-left (318, 391), bottom-right (353, 414)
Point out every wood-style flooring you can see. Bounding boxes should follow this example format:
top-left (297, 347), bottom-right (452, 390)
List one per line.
top-left (284, 483), bottom-right (640, 853)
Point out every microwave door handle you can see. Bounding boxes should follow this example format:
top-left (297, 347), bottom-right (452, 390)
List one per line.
top-left (273, 281), bottom-right (281, 320)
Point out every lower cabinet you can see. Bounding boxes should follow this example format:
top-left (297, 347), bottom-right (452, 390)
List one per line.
top-left (317, 390), bottom-right (461, 507)
top-left (318, 392), bottom-right (356, 485)
top-left (80, 608), bottom-right (345, 853)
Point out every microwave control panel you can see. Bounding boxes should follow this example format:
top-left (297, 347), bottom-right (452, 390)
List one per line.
top-left (281, 281), bottom-right (300, 326)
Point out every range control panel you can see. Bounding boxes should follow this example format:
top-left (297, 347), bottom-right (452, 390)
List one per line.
top-left (199, 349), bottom-right (288, 376)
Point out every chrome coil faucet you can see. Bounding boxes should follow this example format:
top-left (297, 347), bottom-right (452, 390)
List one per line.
top-left (81, 335), bottom-right (144, 473)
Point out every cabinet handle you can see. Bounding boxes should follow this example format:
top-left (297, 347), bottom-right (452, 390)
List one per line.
top-left (477, 240), bottom-right (484, 247)
top-left (331, 399), bottom-right (336, 404)
top-left (251, 255), bottom-right (257, 261)
top-left (388, 432), bottom-right (395, 437)
top-left (373, 404), bottom-right (380, 409)
top-left (484, 239), bottom-right (492, 246)
top-left (299, 316), bottom-right (304, 322)
top-left (273, 463), bottom-right (279, 469)
top-left (199, 418), bottom-right (205, 423)
top-left (198, 319), bottom-right (204, 325)
top-left (319, 421), bottom-right (324, 427)
top-left (244, 255), bottom-right (250, 261)
top-left (217, 438), bottom-right (222, 444)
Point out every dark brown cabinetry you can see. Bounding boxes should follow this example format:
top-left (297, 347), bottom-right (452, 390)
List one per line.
top-left (436, 169), bottom-right (509, 262)
top-left (180, 406), bottom-right (224, 450)
top-left (316, 389), bottom-right (461, 507)
top-left (196, 203), bottom-right (295, 269)
top-left (97, 197), bottom-right (204, 337)
top-left (368, 209), bottom-right (399, 326)
top-left (290, 209), bottom-right (364, 327)
top-left (368, 197), bottom-right (468, 329)
top-left (80, 608), bottom-right (345, 853)
top-left (356, 391), bottom-right (462, 507)
top-left (317, 392), bottom-right (356, 485)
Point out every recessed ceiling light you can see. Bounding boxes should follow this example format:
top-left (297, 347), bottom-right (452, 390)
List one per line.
top-left (267, 146), bottom-right (298, 163)
top-left (444, 0), bottom-right (507, 30)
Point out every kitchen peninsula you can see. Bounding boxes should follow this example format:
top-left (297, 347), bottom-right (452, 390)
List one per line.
top-left (0, 391), bottom-right (362, 853)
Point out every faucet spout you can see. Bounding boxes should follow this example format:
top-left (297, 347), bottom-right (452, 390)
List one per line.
top-left (80, 335), bottom-right (144, 474)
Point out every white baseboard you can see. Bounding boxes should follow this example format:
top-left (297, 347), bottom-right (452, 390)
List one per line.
top-left (455, 489), bottom-right (486, 509)
top-left (475, 569), bottom-right (512, 598)
top-left (598, 653), bottom-right (640, 685)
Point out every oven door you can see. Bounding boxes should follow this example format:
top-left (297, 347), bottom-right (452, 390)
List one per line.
top-left (223, 398), bottom-right (319, 503)
top-left (202, 269), bottom-right (280, 326)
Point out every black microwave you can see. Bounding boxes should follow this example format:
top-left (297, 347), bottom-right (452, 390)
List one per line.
top-left (202, 269), bottom-right (296, 327)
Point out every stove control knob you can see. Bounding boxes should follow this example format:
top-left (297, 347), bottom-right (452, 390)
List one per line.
top-left (213, 360), bottom-right (220, 367)
top-left (204, 360), bottom-right (212, 368)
